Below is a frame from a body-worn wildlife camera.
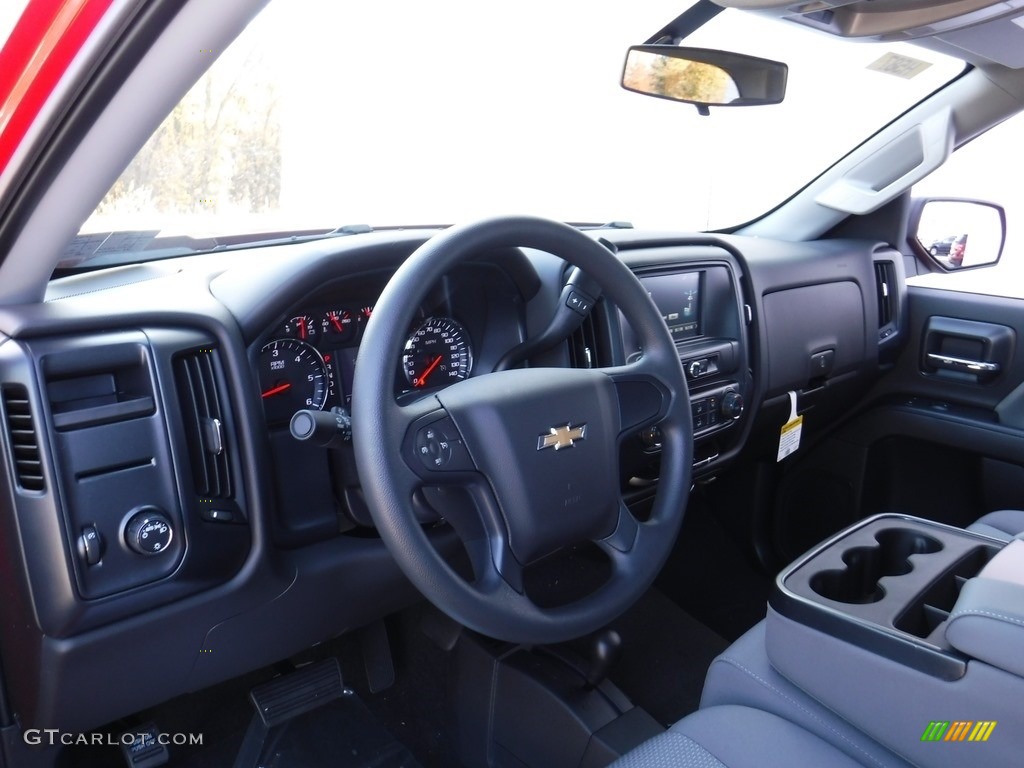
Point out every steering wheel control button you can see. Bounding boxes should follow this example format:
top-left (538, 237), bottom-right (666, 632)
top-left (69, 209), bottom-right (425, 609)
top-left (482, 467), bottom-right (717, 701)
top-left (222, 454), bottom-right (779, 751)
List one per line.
top-left (417, 426), bottom-right (453, 469)
top-left (412, 416), bottom-right (472, 473)
top-left (125, 509), bottom-right (174, 555)
top-left (565, 290), bottom-right (593, 315)
top-left (78, 526), bottom-right (103, 566)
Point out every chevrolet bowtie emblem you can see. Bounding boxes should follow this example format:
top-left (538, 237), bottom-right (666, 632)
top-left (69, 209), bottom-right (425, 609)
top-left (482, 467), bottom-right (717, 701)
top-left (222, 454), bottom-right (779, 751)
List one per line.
top-left (537, 423), bottom-right (587, 451)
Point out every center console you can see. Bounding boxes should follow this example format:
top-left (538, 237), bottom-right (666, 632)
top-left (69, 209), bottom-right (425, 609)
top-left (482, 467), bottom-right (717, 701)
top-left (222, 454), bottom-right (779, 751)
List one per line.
top-left (763, 514), bottom-right (1023, 767)
top-left (772, 514), bottom-right (1002, 680)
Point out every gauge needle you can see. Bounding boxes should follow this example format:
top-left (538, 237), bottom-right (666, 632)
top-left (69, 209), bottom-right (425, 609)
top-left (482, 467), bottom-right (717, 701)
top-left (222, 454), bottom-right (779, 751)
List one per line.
top-left (262, 382), bottom-right (292, 398)
top-left (415, 356), bottom-right (443, 387)
top-left (330, 313), bottom-right (344, 332)
top-left (298, 319), bottom-right (307, 339)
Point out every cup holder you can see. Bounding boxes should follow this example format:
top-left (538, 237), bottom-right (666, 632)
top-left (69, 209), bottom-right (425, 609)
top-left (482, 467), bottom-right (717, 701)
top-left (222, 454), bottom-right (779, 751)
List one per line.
top-left (810, 528), bottom-right (943, 604)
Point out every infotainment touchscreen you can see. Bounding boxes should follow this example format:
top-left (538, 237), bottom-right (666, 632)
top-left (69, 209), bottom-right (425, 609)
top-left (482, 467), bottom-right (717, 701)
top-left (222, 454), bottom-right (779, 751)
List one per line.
top-left (641, 271), bottom-right (701, 341)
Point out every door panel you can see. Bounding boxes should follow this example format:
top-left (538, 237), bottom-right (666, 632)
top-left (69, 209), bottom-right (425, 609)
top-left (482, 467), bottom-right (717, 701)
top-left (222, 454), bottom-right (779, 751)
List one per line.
top-left (885, 286), bottom-right (1024, 408)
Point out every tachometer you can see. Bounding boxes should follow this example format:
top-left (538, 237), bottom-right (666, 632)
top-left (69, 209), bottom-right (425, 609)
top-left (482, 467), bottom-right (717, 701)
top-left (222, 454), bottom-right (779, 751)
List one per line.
top-left (402, 317), bottom-right (473, 389)
top-left (259, 338), bottom-right (331, 424)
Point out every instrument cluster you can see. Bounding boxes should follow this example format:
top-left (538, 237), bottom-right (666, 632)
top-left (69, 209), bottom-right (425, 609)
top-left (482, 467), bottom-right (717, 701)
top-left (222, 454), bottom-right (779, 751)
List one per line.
top-left (257, 305), bottom-right (474, 426)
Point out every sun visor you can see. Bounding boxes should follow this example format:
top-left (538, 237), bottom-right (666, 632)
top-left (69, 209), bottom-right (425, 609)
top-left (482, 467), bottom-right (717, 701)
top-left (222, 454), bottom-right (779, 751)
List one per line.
top-left (713, 0), bottom-right (1024, 42)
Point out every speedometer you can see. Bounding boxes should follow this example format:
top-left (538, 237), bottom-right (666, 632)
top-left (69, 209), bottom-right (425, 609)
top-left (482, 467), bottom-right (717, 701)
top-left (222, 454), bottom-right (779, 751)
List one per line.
top-left (258, 338), bottom-right (331, 424)
top-left (402, 317), bottom-right (473, 389)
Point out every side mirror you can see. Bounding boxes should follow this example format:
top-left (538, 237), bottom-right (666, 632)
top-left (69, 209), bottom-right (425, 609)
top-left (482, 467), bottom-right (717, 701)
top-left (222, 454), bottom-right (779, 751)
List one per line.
top-left (911, 198), bottom-right (1006, 270)
top-left (621, 46), bottom-right (787, 112)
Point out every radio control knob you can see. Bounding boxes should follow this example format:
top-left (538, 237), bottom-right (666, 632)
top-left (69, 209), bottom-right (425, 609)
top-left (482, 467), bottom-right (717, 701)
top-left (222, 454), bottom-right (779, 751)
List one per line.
top-left (125, 509), bottom-right (173, 555)
top-left (721, 391), bottom-right (744, 420)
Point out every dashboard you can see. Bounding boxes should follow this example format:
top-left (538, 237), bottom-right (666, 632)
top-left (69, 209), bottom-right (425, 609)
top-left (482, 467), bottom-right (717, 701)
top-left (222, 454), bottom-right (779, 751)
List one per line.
top-left (0, 226), bottom-right (902, 734)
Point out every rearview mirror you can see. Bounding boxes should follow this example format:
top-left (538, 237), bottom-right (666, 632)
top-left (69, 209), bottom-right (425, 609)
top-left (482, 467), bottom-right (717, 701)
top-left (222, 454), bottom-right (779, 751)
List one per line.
top-left (621, 46), bottom-right (788, 111)
top-left (912, 198), bottom-right (1006, 270)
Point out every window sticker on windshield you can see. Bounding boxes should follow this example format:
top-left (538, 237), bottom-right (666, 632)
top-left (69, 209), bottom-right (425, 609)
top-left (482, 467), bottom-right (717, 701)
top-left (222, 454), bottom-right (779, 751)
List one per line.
top-left (867, 53), bottom-right (933, 80)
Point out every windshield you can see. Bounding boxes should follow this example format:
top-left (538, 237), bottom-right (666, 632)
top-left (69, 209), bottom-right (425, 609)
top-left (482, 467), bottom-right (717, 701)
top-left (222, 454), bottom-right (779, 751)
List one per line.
top-left (74, 0), bottom-right (965, 263)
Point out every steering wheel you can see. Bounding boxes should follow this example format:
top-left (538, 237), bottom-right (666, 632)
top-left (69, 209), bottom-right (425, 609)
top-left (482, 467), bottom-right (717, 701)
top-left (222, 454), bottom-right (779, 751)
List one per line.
top-left (352, 216), bottom-right (692, 644)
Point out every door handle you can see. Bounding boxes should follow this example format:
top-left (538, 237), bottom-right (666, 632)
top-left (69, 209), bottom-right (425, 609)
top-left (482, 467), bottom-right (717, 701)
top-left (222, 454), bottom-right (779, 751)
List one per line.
top-left (921, 317), bottom-right (1013, 383)
top-left (926, 353), bottom-right (1000, 374)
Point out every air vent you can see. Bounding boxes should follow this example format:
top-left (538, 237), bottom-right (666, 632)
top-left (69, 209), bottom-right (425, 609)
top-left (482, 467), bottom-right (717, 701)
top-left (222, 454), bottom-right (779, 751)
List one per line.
top-left (174, 349), bottom-right (233, 499)
top-left (568, 302), bottom-right (610, 369)
top-left (2, 385), bottom-right (45, 492)
top-left (874, 261), bottom-right (897, 338)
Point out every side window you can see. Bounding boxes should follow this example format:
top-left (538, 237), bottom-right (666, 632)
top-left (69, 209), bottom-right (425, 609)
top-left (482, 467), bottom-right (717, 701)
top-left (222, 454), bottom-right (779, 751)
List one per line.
top-left (913, 113), bottom-right (1021, 279)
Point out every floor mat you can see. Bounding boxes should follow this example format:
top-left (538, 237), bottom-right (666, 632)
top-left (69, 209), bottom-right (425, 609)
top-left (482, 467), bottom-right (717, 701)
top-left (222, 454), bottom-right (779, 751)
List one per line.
top-left (335, 610), bottom-right (463, 768)
top-left (655, 490), bottom-right (771, 642)
top-left (607, 589), bottom-right (730, 726)
top-left (56, 664), bottom-right (425, 768)
top-left (257, 694), bottom-right (421, 768)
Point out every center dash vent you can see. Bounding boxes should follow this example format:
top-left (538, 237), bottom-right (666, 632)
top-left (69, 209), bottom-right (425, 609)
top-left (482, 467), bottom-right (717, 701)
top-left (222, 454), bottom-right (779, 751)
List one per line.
top-left (2, 385), bottom-right (45, 492)
top-left (568, 301), bottom-right (611, 369)
top-left (174, 349), bottom-right (233, 499)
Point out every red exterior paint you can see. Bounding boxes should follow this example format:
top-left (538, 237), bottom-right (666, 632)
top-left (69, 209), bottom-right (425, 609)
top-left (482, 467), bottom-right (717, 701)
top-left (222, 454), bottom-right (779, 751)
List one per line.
top-left (0, 0), bottom-right (115, 174)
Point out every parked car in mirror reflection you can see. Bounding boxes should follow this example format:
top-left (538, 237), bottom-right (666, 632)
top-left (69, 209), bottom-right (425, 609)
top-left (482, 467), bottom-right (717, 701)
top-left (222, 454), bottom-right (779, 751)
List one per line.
top-left (927, 233), bottom-right (968, 267)
top-left (928, 235), bottom-right (957, 256)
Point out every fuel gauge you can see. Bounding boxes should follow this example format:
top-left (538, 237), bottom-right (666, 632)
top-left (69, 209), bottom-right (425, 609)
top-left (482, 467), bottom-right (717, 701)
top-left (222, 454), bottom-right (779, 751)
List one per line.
top-left (284, 314), bottom-right (318, 343)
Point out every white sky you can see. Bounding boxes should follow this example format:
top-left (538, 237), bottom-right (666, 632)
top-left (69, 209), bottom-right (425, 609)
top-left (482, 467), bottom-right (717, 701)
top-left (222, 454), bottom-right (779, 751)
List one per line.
top-left (265, 1), bottom-right (963, 231)
top-left (0, 5), bottom-right (24, 47)
top-left (78, 0), bottom-right (965, 236)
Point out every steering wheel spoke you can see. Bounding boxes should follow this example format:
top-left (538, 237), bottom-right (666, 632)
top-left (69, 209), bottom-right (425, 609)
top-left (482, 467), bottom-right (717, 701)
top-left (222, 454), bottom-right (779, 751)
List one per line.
top-left (430, 479), bottom-right (526, 596)
top-left (596, 501), bottom-right (642, 555)
top-left (472, 538), bottom-right (526, 597)
top-left (600, 361), bottom-right (674, 437)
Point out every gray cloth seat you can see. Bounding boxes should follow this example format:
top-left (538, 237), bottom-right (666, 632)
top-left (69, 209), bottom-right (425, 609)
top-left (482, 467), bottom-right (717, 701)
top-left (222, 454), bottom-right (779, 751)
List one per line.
top-left (967, 509), bottom-right (1024, 541)
top-left (611, 705), bottom-right (869, 768)
top-left (697, 622), bottom-right (912, 768)
top-left (613, 512), bottom-right (1016, 768)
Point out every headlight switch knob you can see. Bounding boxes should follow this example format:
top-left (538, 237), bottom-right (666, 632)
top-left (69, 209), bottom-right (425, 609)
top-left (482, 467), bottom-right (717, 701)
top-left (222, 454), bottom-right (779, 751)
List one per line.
top-left (125, 508), bottom-right (174, 556)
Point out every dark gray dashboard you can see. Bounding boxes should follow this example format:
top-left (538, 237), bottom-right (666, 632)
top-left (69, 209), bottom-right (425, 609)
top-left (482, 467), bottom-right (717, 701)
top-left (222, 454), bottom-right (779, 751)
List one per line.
top-left (0, 226), bottom-right (900, 734)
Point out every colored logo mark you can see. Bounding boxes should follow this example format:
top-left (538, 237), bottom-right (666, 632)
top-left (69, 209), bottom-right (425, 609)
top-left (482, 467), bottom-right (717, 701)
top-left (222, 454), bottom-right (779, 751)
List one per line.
top-left (921, 721), bottom-right (996, 742)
